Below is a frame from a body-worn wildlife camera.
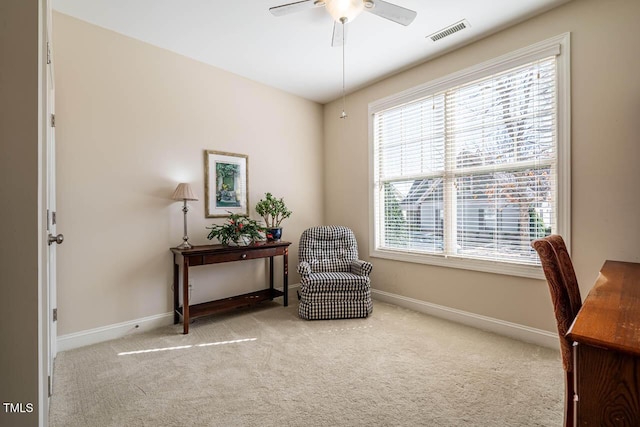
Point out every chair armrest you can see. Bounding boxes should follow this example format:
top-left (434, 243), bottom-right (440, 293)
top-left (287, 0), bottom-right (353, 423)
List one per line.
top-left (350, 260), bottom-right (373, 276)
top-left (297, 261), bottom-right (312, 276)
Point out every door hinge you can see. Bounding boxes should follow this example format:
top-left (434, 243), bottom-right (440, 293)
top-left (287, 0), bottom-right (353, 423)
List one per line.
top-left (48, 376), bottom-right (52, 397)
top-left (53, 308), bottom-right (57, 322)
top-left (47, 42), bottom-right (52, 65)
top-left (51, 114), bottom-right (55, 127)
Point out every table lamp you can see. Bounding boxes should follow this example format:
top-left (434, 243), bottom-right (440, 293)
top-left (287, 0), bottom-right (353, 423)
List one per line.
top-left (172, 183), bottom-right (198, 249)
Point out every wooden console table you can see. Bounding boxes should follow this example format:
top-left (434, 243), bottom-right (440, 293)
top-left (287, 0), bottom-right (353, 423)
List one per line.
top-left (567, 260), bottom-right (640, 426)
top-left (171, 241), bottom-right (291, 334)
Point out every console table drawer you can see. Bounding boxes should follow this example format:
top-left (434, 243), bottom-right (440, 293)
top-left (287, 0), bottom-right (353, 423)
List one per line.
top-left (203, 247), bottom-right (278, 264)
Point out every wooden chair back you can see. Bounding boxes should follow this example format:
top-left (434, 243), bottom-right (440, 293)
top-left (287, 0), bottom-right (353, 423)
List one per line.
top-left (531, 234), bottom-right (581, 427)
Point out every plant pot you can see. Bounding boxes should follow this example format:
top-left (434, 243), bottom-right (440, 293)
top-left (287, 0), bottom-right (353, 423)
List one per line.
top-left (229, 235), bottom-right (252, 246)
top-left (266, 227), bottom-right (282, 242)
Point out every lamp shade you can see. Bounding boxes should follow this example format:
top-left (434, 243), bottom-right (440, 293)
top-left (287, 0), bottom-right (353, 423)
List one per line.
top-left (172, 183), bottom-right (198, 201)
top-left (325, 0), bottom-right (364, 22)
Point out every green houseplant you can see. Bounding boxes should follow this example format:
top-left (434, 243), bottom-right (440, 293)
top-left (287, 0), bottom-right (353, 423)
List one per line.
top-left (255, 192), bottom-right (292, 241)
top-left (206, 213), bottom-right (265, 246)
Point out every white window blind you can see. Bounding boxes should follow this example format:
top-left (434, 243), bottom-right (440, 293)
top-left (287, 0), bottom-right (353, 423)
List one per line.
top-left (370, 36), bottom-right (569, 276)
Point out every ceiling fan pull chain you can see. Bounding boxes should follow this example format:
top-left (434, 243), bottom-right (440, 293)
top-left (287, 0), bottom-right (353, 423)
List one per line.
top-left (340, 17), bottom-right (347, 119)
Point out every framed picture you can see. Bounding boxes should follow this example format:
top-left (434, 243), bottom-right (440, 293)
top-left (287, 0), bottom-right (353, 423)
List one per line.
top-left (204, 150), bottom-right (249, 218)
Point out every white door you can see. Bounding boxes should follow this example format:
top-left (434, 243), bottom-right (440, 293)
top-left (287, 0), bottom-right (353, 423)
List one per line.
top-left (45, 0), bottom-right (60, 398)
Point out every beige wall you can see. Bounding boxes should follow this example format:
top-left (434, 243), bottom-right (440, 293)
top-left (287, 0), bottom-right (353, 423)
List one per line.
top-left (0, 0), bottom-right (41, 425)
top-left (324, 0), bottom-right (640, 332)
top-left (53, 13), bottom-right (324, 335)
top-left (53, 0), bottom-right (640, 339)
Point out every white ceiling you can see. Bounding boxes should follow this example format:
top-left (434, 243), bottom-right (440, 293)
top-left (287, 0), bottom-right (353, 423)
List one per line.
top-left (52, 0), bottom-right (569, 104)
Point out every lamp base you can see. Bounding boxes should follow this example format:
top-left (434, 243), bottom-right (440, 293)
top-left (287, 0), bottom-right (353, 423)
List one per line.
top-left (176, 241), bottom-right (193, 250)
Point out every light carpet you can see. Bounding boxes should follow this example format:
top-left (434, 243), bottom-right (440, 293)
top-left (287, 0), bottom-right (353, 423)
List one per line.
top-left (49, 298), bottom-right (563, 426)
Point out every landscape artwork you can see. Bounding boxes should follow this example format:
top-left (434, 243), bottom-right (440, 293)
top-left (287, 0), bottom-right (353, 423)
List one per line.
top-left (204, 150), bottom-right (248, 217)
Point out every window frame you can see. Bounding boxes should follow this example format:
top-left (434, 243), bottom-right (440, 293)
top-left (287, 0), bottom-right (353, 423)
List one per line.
top-left (368, 33), bottom-right (571, 279)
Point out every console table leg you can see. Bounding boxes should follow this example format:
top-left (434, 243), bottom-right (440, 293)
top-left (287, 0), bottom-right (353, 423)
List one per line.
top-left (269, 256), bottom-right (274, 299)
top-left (173, 256), bottom-right (179, 324)
top-left (182, 257), bottom-right (190, 334)
top-left (283, 248), bottom-right (289, 307)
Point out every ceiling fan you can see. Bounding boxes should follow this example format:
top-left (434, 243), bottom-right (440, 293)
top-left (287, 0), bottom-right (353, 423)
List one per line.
top-left (269, 0), bottom-right (417, 46)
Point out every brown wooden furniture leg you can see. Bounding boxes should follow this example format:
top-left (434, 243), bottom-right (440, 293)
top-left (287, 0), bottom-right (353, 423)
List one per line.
top-left (173, 255), bottom-right (179, 324)
top-left (269, 256), bottom-right (274, 299)
top-left (283, 247), bottom-right (288, 307)
top-left (182, 257), bottom-right (189, 334)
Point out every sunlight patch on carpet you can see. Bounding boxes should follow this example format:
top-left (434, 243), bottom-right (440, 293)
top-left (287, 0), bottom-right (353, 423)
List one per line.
top-left (117, 338), bottom-right (257, 355)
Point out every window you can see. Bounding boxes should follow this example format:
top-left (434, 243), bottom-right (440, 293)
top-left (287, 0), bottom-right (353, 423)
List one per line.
top-left (369, 34), bottom-right (570, 278)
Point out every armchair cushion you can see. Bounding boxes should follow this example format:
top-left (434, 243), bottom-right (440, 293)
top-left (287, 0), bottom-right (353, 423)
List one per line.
top-left (301, 272), bottom-right (370, 291)
top-left (298, 226), bottom-right (359, 273)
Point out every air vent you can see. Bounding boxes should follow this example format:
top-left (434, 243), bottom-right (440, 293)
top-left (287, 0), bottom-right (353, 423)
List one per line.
top-left (427, 19), bottom-right (470, 42)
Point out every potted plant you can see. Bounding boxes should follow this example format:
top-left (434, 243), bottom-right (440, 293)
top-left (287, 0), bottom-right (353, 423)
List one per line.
top-left (206, 213), bottom-right (265, 246)
top-left (255, 192), bottom-right (292, 241)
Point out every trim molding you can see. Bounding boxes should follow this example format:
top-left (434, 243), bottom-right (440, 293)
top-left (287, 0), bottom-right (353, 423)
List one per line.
top-left (371, 288), bottom-right (559, 350)
top-left (56, 285), bottom-right (555, 352)
top-left (57, 312), bottom-right (174, 352)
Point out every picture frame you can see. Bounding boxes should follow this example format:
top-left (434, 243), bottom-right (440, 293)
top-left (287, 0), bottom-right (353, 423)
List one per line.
top-left (204, 150), bottom-right (249, 218)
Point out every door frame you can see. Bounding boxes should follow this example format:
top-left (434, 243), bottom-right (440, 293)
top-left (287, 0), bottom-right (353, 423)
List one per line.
top-left (39, 0), bottom-right (56, 424)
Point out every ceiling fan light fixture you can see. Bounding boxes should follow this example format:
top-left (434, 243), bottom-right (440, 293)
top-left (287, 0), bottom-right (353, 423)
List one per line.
top-left (325, 0), bottom-right (364, 23)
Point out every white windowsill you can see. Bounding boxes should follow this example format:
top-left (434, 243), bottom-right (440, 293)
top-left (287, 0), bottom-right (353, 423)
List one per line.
top-left (370, 248), bottom-right (545, 280)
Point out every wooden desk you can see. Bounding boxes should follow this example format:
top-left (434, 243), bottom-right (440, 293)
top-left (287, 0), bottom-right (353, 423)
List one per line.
top-left (171, 241), bottom-right (291, 334)
top-left (567, 260), bottom-right (640, 426)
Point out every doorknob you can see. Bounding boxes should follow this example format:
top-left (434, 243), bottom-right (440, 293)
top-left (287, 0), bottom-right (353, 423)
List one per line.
top-left (48, 233), bottom-right (64, 245)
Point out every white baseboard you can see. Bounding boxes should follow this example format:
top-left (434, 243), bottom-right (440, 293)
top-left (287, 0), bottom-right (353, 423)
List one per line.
top-left (57, 312), bottom-right (174, 352)
top-left (57, 285), bottom-right (555, 353)
top-left (371, 289), bottom-right (559, 350)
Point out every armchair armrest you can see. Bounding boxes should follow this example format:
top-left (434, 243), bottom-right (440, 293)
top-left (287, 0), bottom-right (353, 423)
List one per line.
top-left (297, 261), bottom-right (312, 276)
top-left (350, 259), bottom-right (373, 276)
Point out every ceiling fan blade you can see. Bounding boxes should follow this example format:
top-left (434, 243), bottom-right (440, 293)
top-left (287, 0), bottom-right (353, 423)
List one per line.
top-left (365, 0), bottom-right (417, 26)
top-left (269, 0), bottom-right (318, 17)
top-left (331, 21), bottom-right (348, 47)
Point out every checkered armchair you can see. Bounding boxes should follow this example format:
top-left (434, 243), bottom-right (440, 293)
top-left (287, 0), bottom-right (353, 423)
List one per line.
top-left (297, 226), bottom-right (373, 320)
